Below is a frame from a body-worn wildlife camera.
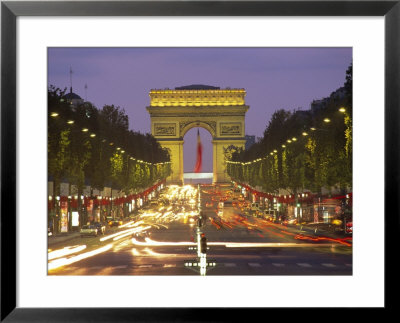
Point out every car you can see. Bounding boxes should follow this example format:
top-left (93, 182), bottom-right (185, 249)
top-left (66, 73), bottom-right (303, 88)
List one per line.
top-left (93, 222), bottom-right (106, 235)
top-left (261, 210), bottom-right (272, 220)
top-left (255, 208), bottom-right (266, 217)
top-left (345, 222), bottom-right (353, 234)
top-left (80, 225), bottom-right (98, 237)
top-left (110, 219), bottom-right (123, 227)
top-left (241, 209), bottom-right (251, 217)
top-left (135, 230), bottom-right (150, 242)
top-left (250, 203), bottom-right (259, 211)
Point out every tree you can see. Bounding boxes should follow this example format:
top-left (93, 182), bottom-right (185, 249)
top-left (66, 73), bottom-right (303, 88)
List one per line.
top-left (227, 63), bottom-right (353, 197)
top-left (48, 85), bottom-right (172, 227)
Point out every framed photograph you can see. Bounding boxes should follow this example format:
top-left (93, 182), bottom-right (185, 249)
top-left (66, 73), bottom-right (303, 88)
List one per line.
top-left (1, 0), bottom-right (398, 321)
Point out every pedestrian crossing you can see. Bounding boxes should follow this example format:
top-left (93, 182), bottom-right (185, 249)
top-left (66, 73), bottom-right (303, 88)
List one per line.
top-left (56, 261), bottom-right (352, 274)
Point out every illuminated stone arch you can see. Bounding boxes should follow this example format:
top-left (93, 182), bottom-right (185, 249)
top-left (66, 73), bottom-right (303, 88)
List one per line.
top-left (179, 120), bottom-right (216, 138)
top-left (146, 85), bottom-right (249, 184)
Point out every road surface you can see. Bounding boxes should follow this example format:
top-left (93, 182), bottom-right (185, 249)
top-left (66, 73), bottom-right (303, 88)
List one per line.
top-left (48, 184), bottom-right (352, 276)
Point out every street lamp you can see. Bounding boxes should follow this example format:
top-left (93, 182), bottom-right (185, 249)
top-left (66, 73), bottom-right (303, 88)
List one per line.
top-left (339, 107), bottom-right (346, 113)
top-left (310, 127), bottom-right (328, 132)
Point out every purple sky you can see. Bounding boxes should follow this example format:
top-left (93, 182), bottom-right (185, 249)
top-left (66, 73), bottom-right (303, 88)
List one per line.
top-left (48, 47), bottom-right (352, 173)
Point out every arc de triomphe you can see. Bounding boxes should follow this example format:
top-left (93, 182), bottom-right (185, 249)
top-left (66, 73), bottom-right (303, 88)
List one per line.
top-left (146, 85), bottom-right (249, 184)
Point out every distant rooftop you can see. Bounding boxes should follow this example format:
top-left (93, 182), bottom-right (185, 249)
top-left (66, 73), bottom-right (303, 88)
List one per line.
top-left (63, 87), bottom-right (83, 100)
top-left (175, 84), bottom-right (220, 90)
top-left (63, 92), bottom-right (82, 100)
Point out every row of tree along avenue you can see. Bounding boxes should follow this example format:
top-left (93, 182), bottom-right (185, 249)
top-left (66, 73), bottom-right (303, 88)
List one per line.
top-left (227, 64), bottom-right (352, 228)
top-left (48, 86), bottom-right (171, 233)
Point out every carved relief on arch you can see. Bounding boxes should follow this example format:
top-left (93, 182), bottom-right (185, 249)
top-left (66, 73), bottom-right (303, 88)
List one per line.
top-left (179, 121), bottom-right (216, 137)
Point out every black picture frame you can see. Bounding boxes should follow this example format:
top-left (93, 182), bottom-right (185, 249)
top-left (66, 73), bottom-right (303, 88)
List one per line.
top-left (1, 1), bottom-right (398, 321)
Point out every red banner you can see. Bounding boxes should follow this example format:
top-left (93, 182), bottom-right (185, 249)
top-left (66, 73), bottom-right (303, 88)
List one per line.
top-left (235, 181), bottom-right (352, 204)
top-left (194, 129), bottom-right (202, 173)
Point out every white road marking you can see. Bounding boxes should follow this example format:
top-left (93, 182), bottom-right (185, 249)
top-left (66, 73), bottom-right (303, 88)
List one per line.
top-left (97, 267), bottom-right (115, 275)
top-left (138, 265), bottom-right (152, 268)
top-left (113, 265), bottom-right (128, 269)
top-left (272, 263), bottom-right (285, 267)
top-left (66, 268), bottom-right (88, 275)
top-left (297, 263), bottom-right (312, 268)
top-left (321, 263), bottom-right (336, 268)
top-left (248, 263), bottom-right (261, 267)
top-left (163, 264), bottom-right (176, 268)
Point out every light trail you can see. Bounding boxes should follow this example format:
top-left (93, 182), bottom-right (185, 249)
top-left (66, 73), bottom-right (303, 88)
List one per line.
top-left (143, 247), bottom-right (172, 257)
top-left (100, 225), bottom-right (150, 241)
top-left (131, 248), bottom-right (141, 256)
top-left (112, 226), bottom-right (152, 241)
top-left (293, 234), bottom-right (352, 246)
top-left (100, 229), bottom-right (135, 241)
top-left (131, 238), bottom-right (345, 249)
top-left (48, 245), bottom-right (87, 260)
top-left (223, 242), bottom-right (331, 248)
top-left (48, 244), bottom-right (113, 270)
top-left (140, 212), bottom-right (161, 218)
top-left (131, 237), bottom-right (197, 246)
top-left (118, 220), bottom-right (143, 228)
top-left (157, 224), bottom-right (168, 229)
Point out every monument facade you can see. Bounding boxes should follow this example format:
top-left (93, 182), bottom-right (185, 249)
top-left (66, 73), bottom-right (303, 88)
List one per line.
top-left (146, 85), bottom-right (249, 184)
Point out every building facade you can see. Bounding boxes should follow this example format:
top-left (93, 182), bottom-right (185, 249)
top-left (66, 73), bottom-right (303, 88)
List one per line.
top-left (147, 85), bottom-right (249, 184)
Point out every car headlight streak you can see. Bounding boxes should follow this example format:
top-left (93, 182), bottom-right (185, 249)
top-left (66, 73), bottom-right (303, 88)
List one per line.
top-left (48, 245), bottom-right (87, 260)
top-left (100, 225), bottom-right (151, 241)
top-left (112, 226), bottom-right (152, 241)
top-left (48, 244), bottom-right (113, 270)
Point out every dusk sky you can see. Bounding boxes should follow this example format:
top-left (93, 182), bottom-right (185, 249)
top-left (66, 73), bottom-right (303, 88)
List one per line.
top-left (48, 47), bottom-right (352, 173)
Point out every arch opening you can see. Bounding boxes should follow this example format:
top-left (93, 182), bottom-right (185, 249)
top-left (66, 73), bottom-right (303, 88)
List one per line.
top-left (180, 120), bottom-right (216, 138)
top-left (183, 127), bottom-right (213, 184)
